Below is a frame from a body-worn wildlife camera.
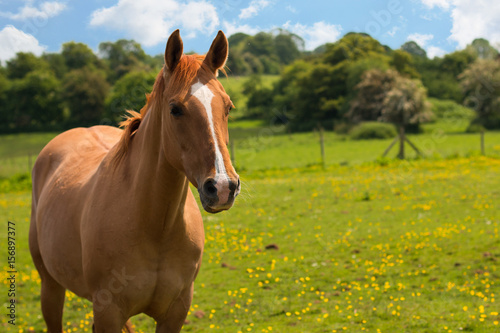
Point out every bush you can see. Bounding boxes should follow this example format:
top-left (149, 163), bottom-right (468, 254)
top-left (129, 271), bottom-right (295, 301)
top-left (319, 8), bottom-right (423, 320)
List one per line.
top-left (349, 122), bottom-right (397, 140)
top-left (428, 98), bottom-right (475, 122)
top-left (465, 123), bottom-right (485, 133)
top-left (0, 173), bottom-right (31, 193)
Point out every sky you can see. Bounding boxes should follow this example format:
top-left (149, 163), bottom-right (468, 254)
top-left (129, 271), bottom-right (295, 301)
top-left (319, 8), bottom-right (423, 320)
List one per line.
top-left (1, 0), bottom-right (499, 64)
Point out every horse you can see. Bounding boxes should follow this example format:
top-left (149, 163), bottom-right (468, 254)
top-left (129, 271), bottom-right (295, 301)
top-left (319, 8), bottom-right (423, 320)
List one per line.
top-left (29, 30), bottom-right (240, 332)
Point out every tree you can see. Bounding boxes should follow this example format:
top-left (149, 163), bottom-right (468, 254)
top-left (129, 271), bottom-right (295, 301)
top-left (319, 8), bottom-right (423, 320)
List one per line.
top-left (42, 53), bottom-right (68, 79)
top-left (345, 55), bottom-right (391, 93)
top-left (347, 69), bottom-right (398, 123)
top-left (6, 70), bottom-right (63, 130)
top-left (281, 61), bottom-right (348, 131)
top-left (459, 59), bottom-right (500, 129)
top-left (225, 30), bottom-right (304, 75)
top-left (391, 49), bottom-right (419, 78)
top-left (99, 39), bottom-right (150, 82)
top-left (63, 68), bottom-right (110, 126)
top-left (441, 49), bottom-right (477, 78)
top-left (323, 32), bottom-right (387, 65)
top-left (466, 38), bottom-right (499, 60)
top-left (0, 71), bottom-right (11, 131)
top-left (6, 52), bottom-right (50, 79)
top-left (105, 70), bottom-right (156, 124)
top-left (401, 41), bottom-right (427, 58)
top-left (381, 74), bottom-right (432, 127)
top-left (273, 30), bottom-right (304, 65)
top-left (415, 51), bottom-right (476, 103)
top-left (271, 33), bottom-right (391, 132)
top-left (381, 73), bottom-right (432, 158)
top-left (241, 75), bottom-right (274, 119)
top-left (349, 69), bottom-right (431, 158)
top-left (61, 42), bottom-right (102, 71)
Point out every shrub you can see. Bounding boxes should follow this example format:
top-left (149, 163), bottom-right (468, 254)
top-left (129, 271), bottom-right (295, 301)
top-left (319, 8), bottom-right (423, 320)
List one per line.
top-left (465, 123), bottom-right (485, 133)
top-left (428, 98), bottom-right (475, 122)
top-left (349, 121), bottom-right (397, 140)
top-left (0, 173), bottom-right (32, 193)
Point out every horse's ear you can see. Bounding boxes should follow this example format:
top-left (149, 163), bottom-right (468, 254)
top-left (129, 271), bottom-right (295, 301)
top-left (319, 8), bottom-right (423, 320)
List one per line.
top-left (164, 29), bottom-right (183, 73)
top-left (203, 31), bottom-right (228, 74)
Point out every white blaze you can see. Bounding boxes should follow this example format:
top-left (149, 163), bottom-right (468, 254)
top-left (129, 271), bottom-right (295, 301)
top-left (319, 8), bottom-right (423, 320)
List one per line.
top-left (191, 81), bottom-right (231, 202)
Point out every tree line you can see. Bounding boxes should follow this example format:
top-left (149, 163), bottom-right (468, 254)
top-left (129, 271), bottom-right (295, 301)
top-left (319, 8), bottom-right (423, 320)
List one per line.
top-left (0, 30), bottom-right (499, 133)
top-left (244, 33), bottom-right (500, 132)
top-left (0, 39), bottom-right (163, 132)
top-left (0, 30), bottom-right (305, 133)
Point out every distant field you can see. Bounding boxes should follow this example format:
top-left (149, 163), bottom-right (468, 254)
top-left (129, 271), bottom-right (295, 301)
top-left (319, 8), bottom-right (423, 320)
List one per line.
top-left (1, 156), bottom-right (499, 332)
top-left (0, 132), bottom-right (59, 178)
top-left (1, 107), bottom-right (500, 331)
top-left (1, 122), bottom-right (500, 178)
top-left (220, 75), bottom-right (280, 119)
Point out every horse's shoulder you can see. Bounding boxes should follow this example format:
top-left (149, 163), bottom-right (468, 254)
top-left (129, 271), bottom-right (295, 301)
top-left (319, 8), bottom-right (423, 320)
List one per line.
top-left (33, 126), bottom-right (122, 190)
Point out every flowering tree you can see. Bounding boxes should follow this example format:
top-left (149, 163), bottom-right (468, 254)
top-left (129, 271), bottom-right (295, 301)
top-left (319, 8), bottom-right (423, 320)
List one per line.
top-left (349, 69), bottom-right (432, 158)
top-left (459, 59), bottom-right (500, 129)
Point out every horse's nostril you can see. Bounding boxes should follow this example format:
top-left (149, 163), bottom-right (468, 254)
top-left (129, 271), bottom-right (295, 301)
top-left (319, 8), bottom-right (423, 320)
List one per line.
top-left (203, 179), bottom-right (217, 197)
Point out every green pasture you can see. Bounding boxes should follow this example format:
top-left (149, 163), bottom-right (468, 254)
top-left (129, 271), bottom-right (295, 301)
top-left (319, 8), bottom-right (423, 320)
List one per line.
top-left (1, 157), bottom-right (499, 332)
top-left (1, 122), bottom-right (500, 332)
top-left (1, 121), bottom-right (500, 178)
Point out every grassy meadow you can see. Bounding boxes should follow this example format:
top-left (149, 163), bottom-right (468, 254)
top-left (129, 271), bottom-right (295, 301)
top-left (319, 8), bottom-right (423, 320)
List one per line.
top-left (1, 116), bottom-right (500, 332)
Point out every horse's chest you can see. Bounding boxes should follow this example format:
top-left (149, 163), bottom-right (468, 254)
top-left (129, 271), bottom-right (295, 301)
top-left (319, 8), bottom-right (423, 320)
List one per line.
top-left (140, 248), bottom-right (201, 315)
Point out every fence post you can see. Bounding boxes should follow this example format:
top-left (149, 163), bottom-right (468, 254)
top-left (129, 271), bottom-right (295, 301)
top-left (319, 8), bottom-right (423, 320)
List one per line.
top-left (398, 125), bottom-right (405, 159)
top-left (318, 125), bottom-right (325, 169)
top-left (480, 129), bottom-right (485, 155)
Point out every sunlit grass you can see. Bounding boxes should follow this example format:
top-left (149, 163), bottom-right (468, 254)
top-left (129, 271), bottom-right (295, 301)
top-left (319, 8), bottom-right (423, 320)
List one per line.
top-left (1, 156), bottom-right (499, 332)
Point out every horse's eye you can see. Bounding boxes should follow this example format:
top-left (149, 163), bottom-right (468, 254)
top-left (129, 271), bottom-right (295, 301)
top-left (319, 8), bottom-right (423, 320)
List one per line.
top-left (170, 104), bottom-right (183, 117)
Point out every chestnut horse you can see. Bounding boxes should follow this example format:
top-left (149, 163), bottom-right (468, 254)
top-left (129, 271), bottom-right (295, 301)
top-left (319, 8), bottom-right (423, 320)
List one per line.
top-left (30, 30), bottom-right (240, 332)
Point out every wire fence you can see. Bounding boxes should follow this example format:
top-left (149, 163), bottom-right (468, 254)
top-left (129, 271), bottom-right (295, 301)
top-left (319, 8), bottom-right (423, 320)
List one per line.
top-left (1, 130), bottom-right (499, 179)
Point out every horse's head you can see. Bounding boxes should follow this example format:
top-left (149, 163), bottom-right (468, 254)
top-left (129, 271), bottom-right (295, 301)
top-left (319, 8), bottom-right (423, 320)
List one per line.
top-left (159, 30), bottom-right (240, 213)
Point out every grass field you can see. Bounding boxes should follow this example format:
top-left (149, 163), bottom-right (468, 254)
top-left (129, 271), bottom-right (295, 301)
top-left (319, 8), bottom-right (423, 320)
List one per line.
top-left (2, 121), bottom-right (500, 178)
top-left (1, 120), bottom-right (499, 332)
top-left (1, 157), bottom-right (499, 332)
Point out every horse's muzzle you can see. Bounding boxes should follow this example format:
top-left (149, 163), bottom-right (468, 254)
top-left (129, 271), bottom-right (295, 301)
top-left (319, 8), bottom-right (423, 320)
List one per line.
top-left (198, 176), bottom-right (240, 213)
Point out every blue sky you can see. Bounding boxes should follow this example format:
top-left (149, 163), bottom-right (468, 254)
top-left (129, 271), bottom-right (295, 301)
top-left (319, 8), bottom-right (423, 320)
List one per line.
top-left (1, 0), bottom-right (499, 63)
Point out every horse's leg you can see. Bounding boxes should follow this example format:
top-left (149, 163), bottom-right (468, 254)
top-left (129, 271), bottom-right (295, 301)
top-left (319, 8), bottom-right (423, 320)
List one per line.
top-left (29, 218), bottom-right (66, 333)
top-left (40, 277), bottom-right (66, 332)
top-left (92, 302), bottom-right (128, 333)
top-left (93, 320), bottom-right (135, 333)
top-left (155, 285), bottom-right (193, 333)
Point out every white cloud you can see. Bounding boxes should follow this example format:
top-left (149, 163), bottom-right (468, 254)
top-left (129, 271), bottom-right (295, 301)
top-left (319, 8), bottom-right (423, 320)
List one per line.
top-left (427, 46), bottom-right (446, 58)
top-left (239, 0), bottom-right (270, 20)
top-left (0, 25), bottom-right (47, 63)
top-left (421, 0), bottom-right (452, 10)
top-left (283, 21), bottom-right (342, 50)
top-left (448, 0), bottom-right (500, 48)
top-left (419, 0), bottom-right (500, 49)
top-left (407, 33), bottom-right (434, 47)
top-left (90, 0), bottom-right (219, 47)
top-left (0, 1), bottom-right (67, 20)
top-left (285, 5), bottom-right (297, 14)
top-left (222, 21), bottom-right (261, 37)
top-left (387, 26), bottom-right (400, 37)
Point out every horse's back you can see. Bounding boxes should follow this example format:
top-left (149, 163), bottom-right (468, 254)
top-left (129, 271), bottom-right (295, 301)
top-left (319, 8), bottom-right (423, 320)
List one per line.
top-left (30, 125), bottom-right (122, 297)
top-left (33, 125), bottom-right (121, 198)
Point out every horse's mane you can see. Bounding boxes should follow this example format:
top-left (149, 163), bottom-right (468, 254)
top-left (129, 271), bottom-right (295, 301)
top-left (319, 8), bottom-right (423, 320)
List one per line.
top-left (113, 54), bottom-right (207, 164)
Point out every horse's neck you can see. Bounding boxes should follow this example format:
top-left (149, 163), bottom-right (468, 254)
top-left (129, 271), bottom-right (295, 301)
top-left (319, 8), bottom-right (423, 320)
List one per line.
top-left (114, 108), bottom-right (189, 231)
